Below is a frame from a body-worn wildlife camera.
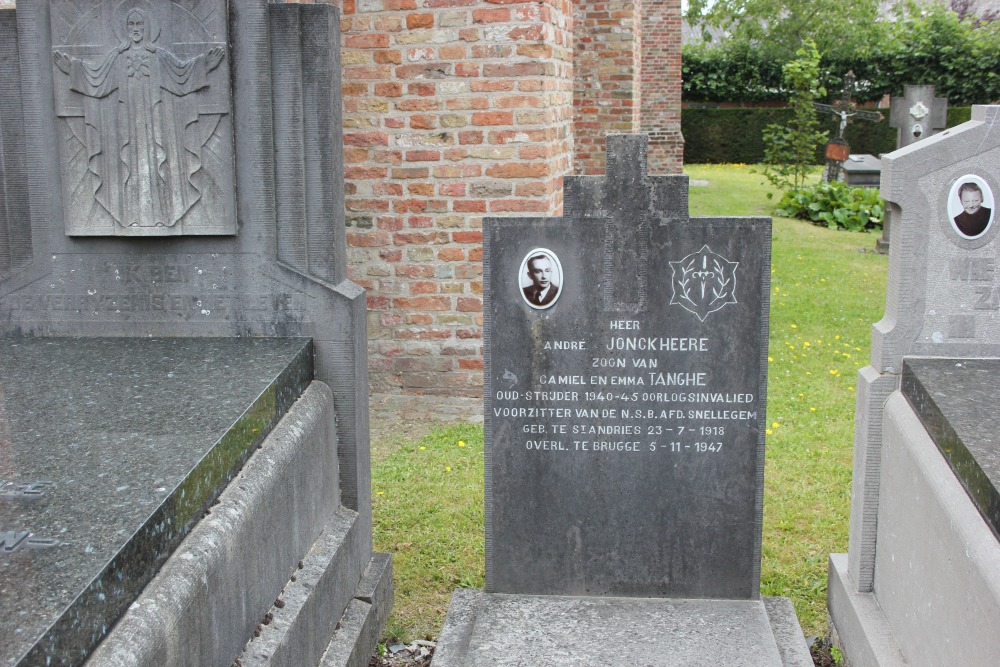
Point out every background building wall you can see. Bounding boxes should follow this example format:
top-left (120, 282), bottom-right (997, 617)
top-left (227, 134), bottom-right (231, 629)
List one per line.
top-left (641, 0), bottom-right (684, 174)
top-left (572, 0), bottom-right (642, 176)
top-left (337, 0), bottom-right (574, 395)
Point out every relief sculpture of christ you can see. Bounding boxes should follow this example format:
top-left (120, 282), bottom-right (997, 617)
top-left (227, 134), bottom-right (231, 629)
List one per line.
top-left (51, 1), bottom-right (235, 236)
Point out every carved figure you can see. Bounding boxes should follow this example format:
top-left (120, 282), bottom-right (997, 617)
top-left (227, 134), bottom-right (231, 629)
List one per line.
top-left (52, 8), bottom-right (225, 230)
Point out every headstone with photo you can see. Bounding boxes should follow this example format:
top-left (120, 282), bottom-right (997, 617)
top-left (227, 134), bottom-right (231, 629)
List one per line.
top-left (433, 135), bottom-right (813, 666)
top-left (0, 2), bottom-right (390, 666)
top-left (828, 105), bottom-right (1000, 667)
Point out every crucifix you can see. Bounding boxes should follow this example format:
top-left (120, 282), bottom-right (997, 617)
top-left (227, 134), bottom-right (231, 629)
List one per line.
top-left (814, 71), bottom-right (883, 182)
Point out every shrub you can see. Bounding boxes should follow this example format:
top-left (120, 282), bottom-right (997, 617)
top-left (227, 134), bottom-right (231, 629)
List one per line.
top-left (775, 181), bottom-right (884, 232)
top-left (760, 41), bottom-right (828, 192)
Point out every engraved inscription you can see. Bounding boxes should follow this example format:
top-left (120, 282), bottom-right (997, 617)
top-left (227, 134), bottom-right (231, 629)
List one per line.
top-left (0, 480), bottom-right (55, 501)
top-left (0, 530), bottom-right (59, 554)
top-left (495, 320), bottom-right (759, 456)
top-left (51, 0), bottom-right (234, 236)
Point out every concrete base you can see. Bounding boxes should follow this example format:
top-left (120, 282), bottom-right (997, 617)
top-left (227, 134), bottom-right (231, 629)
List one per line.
top-left (433, 590), bottom-right (812, 666)
top-left (85, 383), bottom-right (390, 667)
top-left (827, 555), bottom-right (908, 667)
top-left (829, 392), bottom-right (1000, 667)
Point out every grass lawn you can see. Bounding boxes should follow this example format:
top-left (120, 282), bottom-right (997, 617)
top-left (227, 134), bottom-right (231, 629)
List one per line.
top-left (371, 164), bottom-right (889, 641)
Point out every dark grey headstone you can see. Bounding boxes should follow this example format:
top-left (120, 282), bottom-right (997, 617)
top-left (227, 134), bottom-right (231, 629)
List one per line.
top-left (2, 0), bottom-right (367, 516)
top-left (901, 357), bottom-right (1000, 542)
top-left (484, 135), bottom-right (771, 599)
top-left (0, 337), bottom-right (312, 666)
top-left (889, 84), bottom-right (948, 149)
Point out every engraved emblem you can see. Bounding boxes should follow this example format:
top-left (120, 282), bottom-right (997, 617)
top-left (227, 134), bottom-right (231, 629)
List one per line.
top-left (669, 245), bottom-right (738, 321)
top-left (909, 101), bottom-right (929, 120)
top-left (502, 369), bottom-right (519, 389)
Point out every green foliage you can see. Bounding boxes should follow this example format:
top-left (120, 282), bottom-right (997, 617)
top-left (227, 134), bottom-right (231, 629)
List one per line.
top-left (682, 107), bottom-right (973, 164)
top-left (831, 645), bottom-right (845, 664)
top-left (760, 41), bottom-right (828, 192)
top-left (775, 181), bottom-right (884, 232)
top-left (685, 0), bottom-right (887, 63)
top-left (684, 6), bottom-right (1000, 106)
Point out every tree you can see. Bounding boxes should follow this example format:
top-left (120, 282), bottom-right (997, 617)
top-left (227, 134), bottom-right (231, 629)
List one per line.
top-left (685, 0), bottom-right (891, 62)
top-left (759, 41), bottom-right (828, 193)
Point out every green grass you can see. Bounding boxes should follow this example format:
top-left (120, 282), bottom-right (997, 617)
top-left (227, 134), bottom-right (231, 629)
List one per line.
top-left (371, 164), bottom-right (889, 641)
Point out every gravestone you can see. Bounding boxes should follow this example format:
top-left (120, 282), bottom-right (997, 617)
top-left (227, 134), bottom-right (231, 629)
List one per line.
top-left (841, 154), bottom-right (882, 187)
top-left (0, 2), bottom-right (389, 666)
top-left (876, 85), bottom-right (949, 253)
top-left (434, 135), bottom-right (812, 666)
top-left (828, 105), bottom-right (1000, 667)
top-left (889, 84), bottom-right (948, 150)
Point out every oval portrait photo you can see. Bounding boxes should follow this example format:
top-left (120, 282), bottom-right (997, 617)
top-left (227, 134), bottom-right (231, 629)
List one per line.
top-left (948, 175), bottom-right (995, 239)
top-left (519, 248), bottom-right (563, 310)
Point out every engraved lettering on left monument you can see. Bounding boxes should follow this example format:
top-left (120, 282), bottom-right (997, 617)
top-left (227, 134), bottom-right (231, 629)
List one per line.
top-left (51, 0), bottom-right (236, 236)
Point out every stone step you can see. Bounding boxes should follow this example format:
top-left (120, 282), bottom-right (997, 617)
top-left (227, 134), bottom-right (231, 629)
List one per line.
top-left (236, 529), bottom-right (392, 667)
top-left (84, 382), bottom-right (383, 667)
top-left (433, 590), bottom-right (813, 667)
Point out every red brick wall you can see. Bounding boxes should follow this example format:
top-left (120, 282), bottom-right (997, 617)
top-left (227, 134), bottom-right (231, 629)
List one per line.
top-left (572, 0), bottom-right (642, 176)
top-left (337, 0), bottom-right (574, 395)
top-left (640, 0), bottom-right (684, 174)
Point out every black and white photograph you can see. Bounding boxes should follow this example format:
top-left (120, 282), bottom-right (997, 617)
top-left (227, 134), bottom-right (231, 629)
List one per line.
top-left (518, 248), bottom-right (563, 309)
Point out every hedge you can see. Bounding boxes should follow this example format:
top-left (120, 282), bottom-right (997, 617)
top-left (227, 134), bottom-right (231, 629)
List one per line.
top-left (683, 106), bottom-right (974, 164)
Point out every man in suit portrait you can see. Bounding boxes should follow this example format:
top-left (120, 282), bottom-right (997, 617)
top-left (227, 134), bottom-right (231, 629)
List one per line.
top-left (953, 181), bottom-right (993, 237)
top-left (522, 253), bottom-right (559, 307)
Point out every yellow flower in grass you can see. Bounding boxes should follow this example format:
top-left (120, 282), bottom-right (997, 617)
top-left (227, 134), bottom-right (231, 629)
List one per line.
top-left (810, 407), bottom-right (817, 412)
top-left (419, 446), bottom-right (426, 450)
top-left (766, 429), bottom-right (773, 435)
top-left (446, 466), bottom-right (452, 472)
top-left (771, 422), bottom-right (780, 429)
top-left (458, 441), bottom-right (466, 447)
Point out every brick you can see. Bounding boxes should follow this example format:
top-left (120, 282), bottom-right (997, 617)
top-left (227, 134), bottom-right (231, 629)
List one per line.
top-left (375, 82), bottom-right (404, 97)
top-left (396, 265), bottom-right (435, 278)
top-left (408, 82), bottom-right (437, 96)
top-left (452, 231), bottom-right (483, 243)
top-left (344, 131), bottom-right (389, 147)
top-left (407, 13), bottom-right (434, 28)
top-left (485, 162), bottom-right (549, 178)
top-left (458, 358), bottom-right (484, 370)
top-left (393, 296), bottom-right (451, 311)
top-left (411, 281), bottom-right (439, 294)
top-left (347, 231), bottom-right (391, 247)
top-left (395, 231), bottom-right (450, 245)
top-left (438, 247), bottom-right (466, 261)
top-left (408, 115), bottom-right (437, 130)
top-left (472, 111), bottom-right (514, 126)
top-left (392, 167), bottom-right (430, 179)
top-left (405, 150), bottom-right (441, 162)
top-left (472, 7), bottom-right (510, 22)
top-left (453, 200), bottom-right (486, 213)
top-left (345, 33), bottom-right (390, 49)
top-left (439, 45), bottom-right (466, 59)
top-left (374, 49), bottom-right (403, 65)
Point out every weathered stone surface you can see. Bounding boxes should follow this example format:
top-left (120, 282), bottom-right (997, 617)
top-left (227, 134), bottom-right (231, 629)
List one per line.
top-left (485, 135), bottom-right (771, 599)
top-left (0, 337), bottom-right (313, 667)
top-left (49, 0), bottom-right (235, 236)
top-left (434, 590), bottom-right (807, 667)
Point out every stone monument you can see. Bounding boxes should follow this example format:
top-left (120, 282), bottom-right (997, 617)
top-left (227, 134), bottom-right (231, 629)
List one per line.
top-left (0, 2), bottom-right (390, 666)
top-left (889, 84), bottom-right (948, 150)
top-left (433, 135), bottom-right (812, 666)
top-left (828, 106), bottom-right (1000, 666)
top-left (876, 85), bottom-right (950, 254)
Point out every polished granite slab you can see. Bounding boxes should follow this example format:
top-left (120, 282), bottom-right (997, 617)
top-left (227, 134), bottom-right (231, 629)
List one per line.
top-left (902, 357), bottom-right (1000, 542)
top-left (0, 337), bottom-right (312, 667)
